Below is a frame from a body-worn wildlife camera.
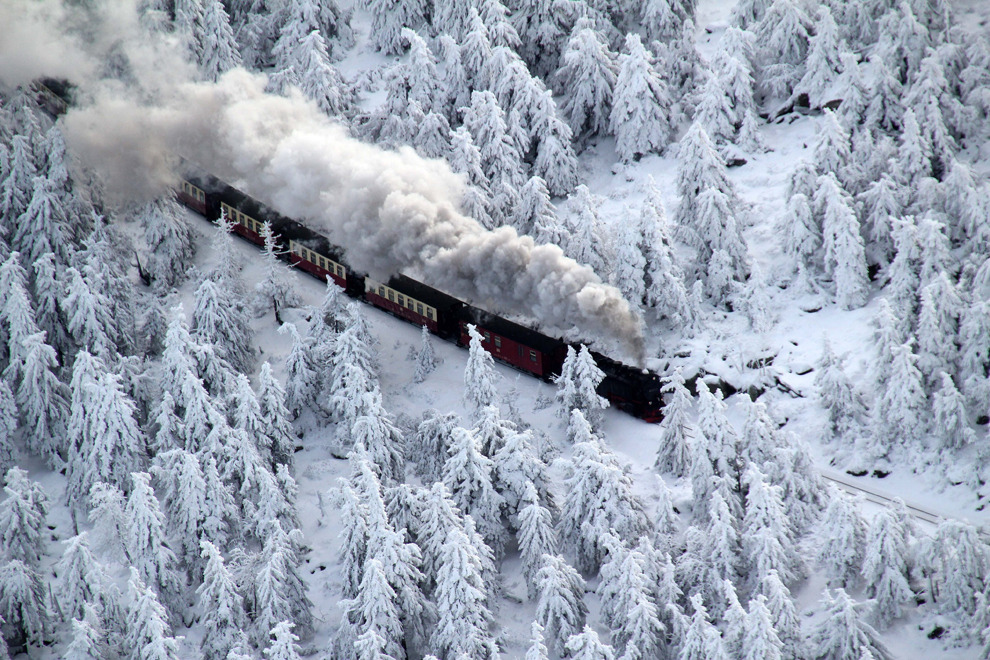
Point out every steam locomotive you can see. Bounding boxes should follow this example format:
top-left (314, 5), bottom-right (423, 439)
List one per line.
top-left (35, 79), bottom-right (664, 422)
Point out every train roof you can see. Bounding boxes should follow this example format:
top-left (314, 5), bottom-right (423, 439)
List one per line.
top-left (464, 307), bottom-right (567, 354)
top-left (387, 275), bottom-right (464, 312)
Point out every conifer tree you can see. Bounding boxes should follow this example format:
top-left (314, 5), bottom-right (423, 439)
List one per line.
top-left (518, 483), bottom-right (558, 600)
top-left (818, 173), bottom-right (868, 309)
top-left (870, 341), bottom-right (926, 453)
top-left (14, 175), bottom-right (69, 269)
top-left (743, 595), bottom-right (784, 660)
top-left (535, 554), bottom-right (588, 657)
top-left (431, 526), bottom-right (499, 659)
top-left (0, 136), bottom-right (36, 230)
top-left (674, 122), bottom-right (736, 231)
top-left (125, 472), bottom-right (182, 612)
top-left (15, 332), bottom-right (67, 467)
top-left (342, 558), bottom-right (403, 660)
top-left (564, 185), bottom-right (611, 276)
top-left (414, 325), bottom-right (438, 383)
top-left (0, 558), bottom-right (48, 648)
top-left (0, 382), bottom-right (15, 485)
top-left (125, 568), bottom-right (181, 660)
top-left (755, 0), bottom-right (810, 98)
top-left (265, 620), bottom-right (303, 660)
top-left (64, 609), bottom-right (106, 660)
top-left (0, 468), bottom-right (48, 570)
top-left (742, 465), bottom-right (801, 588)
top-left (932, 373), bottom-right (974, 452)
top-left (816, 339), bottom-right (866, 442)
top-left (54, 532), bottom-right (111, 626)
top-left (817, 492), bottom-right (867, 588)
top-left (192, 277), bottom-right (253, 374)
top-left (511, 0), bottom-right (573, 78)
top-left (794, 6), bottom-right (843, 109)
top-left (757, 570), bottom-right (800, 659)
top-left (253, 523), bottom-right (313, 646)
top-left (655, 368), bottom-right (693, 476)
top-left (442, 426), bottom-right (506, 557)
top-left (640, 181), bottom-right (693, 322)
top-left (611, 34), bottom-right (674, 162)
top-left (353, 390), bottom-right (406, 485)
top-left (492, 427), bottom-right (553, 518)
top-left (256, 223), bottom-right (300, 323)
top-left (678, 594), bottom-right (728, 660)
top-left (278, 323), bottom-right (318, 418)
top-left (555, 345), bottom-right (609, 429)
top-left (695, 72), bottom-right (736, 148)
top-left (258, 361), bottom-right (296, 469)
top-left (464, 325), bottom-right (499, 413)
top-left (565, 626), bottom-right (616, 660)
top-left (199, 0), bottom-right (242, 81)
top-left (861, 509), bottom-right (912, 628)
top-left (556, 21), bottom-right (617, 138)
top-left (197, 540), bottom-right (246, 659)
top-left (811, 589), bottom-right (891, 660)
top-left (413, 410), bottom-right (460, 484)
top-left (87, 481), bottom-right (129, 564)
top-left (530, 89), bottom-right (580, 196)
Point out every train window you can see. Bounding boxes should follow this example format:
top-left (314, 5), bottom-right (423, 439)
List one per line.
top-left (397, 294), bottom-right (405, 306)
top-left (529, 350), bottom-right (537, 362)
top-left (378, 286), bottom-right (385, 297)
top-left (416, 303), bottom-right (424, 315)
top-left (483, 331), bottom-right (491, 341)
top-left (387, 290), bottom-right (394, 302)
top-left (494, 337), bottom-right (501, 349)
top-left (407, 299), bottom-right (415, 310)
top-left (426, 309), bottom-right (435, 320)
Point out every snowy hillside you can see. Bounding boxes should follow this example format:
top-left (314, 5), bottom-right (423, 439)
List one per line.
top-left (1, 0), bottom-right (990, 659)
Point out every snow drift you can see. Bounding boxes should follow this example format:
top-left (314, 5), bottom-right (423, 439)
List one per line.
top-left (0, 0), bottom-right (646, 360)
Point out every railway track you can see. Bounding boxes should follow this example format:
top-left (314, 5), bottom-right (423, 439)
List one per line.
top-left (819, 469), bottom-right (948, 526)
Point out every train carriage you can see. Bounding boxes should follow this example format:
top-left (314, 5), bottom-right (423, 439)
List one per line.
top-left (365, 275), bottom-right (463, 338)
top-left (458, 312), bottom-right (569, 381)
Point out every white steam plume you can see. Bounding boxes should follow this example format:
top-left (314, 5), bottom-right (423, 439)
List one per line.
top-left (2, 1), bottom-right (646, 360)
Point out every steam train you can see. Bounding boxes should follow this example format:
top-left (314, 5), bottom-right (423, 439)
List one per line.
top-left (34, 79), bottom-right (664, 422)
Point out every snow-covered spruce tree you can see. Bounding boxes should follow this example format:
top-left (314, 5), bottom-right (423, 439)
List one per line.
top-left (816, 491), bottom-right (867, 588)
top-left (731, 0), bottom-right (770, 29)
top-left (15, 331), bottom-right (67, 468)
top-left (0, 558), bottom-right (49, 649)
top-left (257, 361), bottom-right (296, 470)
top-left (255, 222), bottom-right (300, 323)
top-left (817, 173), bottom-right (868, 309)
top-left (124, 568), bottom-right (181, 660)
top-left (150, 448), bottom-right (209, 575)
top-left (430, 525), bottom-right (499, 659)
top-left (701, 488), bottom-right (741, 610)
top-left (563, 185), bottom-right (611, 277)
top-left (857, 173), bottom-right (901, 270)
top-left (530, 89), bottom-right (580, 197)
top-left (87, 481), bottom-right (129, 565)
top-left (414, 325), bottom-right (439, 383)
top-left (742, 465), bottom-right (801, 589)
top-left (555, 345), bottom-right (608, 429)
top-left (793, 5), bottom-right (843, 109)
top-left (198, 0), bottom-right (242, 81)
top-left (492, 427), bottom-right (554, 519)
top-left (341, 557), bottom-right (404, 660)
top-left (0, 381), bottom-right (14, 477)
top-left (599, 543), bottom-right (665, 659)
top-left (811, 588), bottom-right (891, 660)
top-left (413, 410), bottom-right (460, 484)
top-left (63, 607), bottom-right (106, 660)
top-left (555, 20), bottom-right (617, 139)
top-left (192, 277), bottom-right (253, 374)
top-left (0, 467), bottom-right (48, 570)
top-left (932, 372), bottom-right (975, 453)
top-left (513, 176), bottom-right (557, 239)
top-left (611, 205), bottom-right (647, 309)
top-left (264, 620), bottom-right (304, 660)
top-left (755, 570), bottom-right (800, 659)
top-left (30, 252), bottom-right (69, 361)
top-left (463, 324), bottom-right (499, 414)
top-left (462, 91), bottom-right (524, 194)
top-left (510, 0), bottom-right (574, 79)
top-left (869, 341), bottom-right (926, 455)
top-left (679, 594), bottom-right (729, 660)
top-left (197, 539), bottom-right (246, 659)
top-left (815, 339), bottom-right (867, 442)
top-left (639, 180), bottom-right (693, 323)
top-left (535, 553), bottom-right (588, 657)
top-left (62, 265), bottom-right (118, 360)
top-left (126, 473), bottom-right (182, 614)
top-left (694, 72), bottom-right (736, 149)
top-left (655, 368), bottom-right (693, 476)
top-left (696, 382), bottom-right (742, 491)
top-left (442, 426), bottom-right (506, 557)
top-left (0, 252), bottom-right (39, 370)
top-left (564, 626), bottom-right (616, 660)
top-left (610, 34), bottom-right (674, 162)
top-left (561, 420), bottom-right (649, 570)
top-left (923, 519), bottom-right (988, 618)
top-left (861, 508), bottom-right (912, 629)
top-left (278, 323), bottom-right (318, 419)
top-left (674, 121), bottom-right (736, 233)
top-left (916, 274), bottom-right (962, 386)
top-left (252, 522), bottom-right (313, 646)
top-left (781, 193), bottom-right (818, 272)
top-left (742, 595), bottom-right (784, 660)
top-left (138, 198), bottom-right (194, 290)
top-left (754, 0), bottom-right (810, 99)
top-left (518, 482), bottom-right (558, 600)
top-left (0, 136), bottom-right (37, 231)
top-left (14, 175), bottom-right (69, 270)
top-left (352, 390), bottom-right (405, 485)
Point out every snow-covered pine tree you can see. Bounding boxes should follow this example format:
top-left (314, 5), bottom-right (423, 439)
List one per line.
top-left (564, 626), bottom-right (616, 660)
top-left (253, 522), bottom-right (313, 646)
top-left (15, 331), bottom-right (67, 468)
top-left (0, 136), bottom-right (36, 232)
top-left (530, 89), bottom-right (580, 197)
top-left (264, 620), bottom-right (303, 660)
top-left (810, 588), bottom-right (892, 660)
top-left (0, 558), bottom-right (48, 649)
top-left (511, 0), bottom-right (574, 78)
top-left (599, 543), bottom-right (665, 659)
top-left (674, 121), bottom-right (736, 232)
top-left (518, 482), bottom-right (558, 600)
top-left (414, 325), bottom-right (439, 383)
top-left (258, 361), bottom-right (297, 470)
top-left (198, 0), bottom-right (242, 81)
top-left (138, 198), bottom-right (194, 290)
top-left (341, 557), bottom-right (403, 660)
top-left (192, 277), bottom-right (253, 374)
top-left (562, 185), bottom-right (611, 276)
top-left (463, 325), bottom-right (499, 414)
top-left (63, 607), bottom-right (106, 660)
top-left (124, 568), bottom-right (180, 660)
top-left (678, 594), bottom-right (729, 660)
top-left (869, 341), bottom-right (926, 454)
top-left (932, 372), bottom-right (975, 453)
top-left (431, 525), bottom-right (499, 659)
top-left (923, 519), bottom-right (989, 618)
top-left (741, 465), bottom-right (801, 589)
top-left (255, 223), bottom-right (300, 323)
top-left (655, 368), bottom-right (693, 476)
top-left (442, 426), bottom-right (506, 557)
top-left (817, 491), bottom-right (867, 588)
top-left (610, 34), bottom-right (674, 162)
top-left (352, 390), bottom-right (405, 485)
top-left (14, 175), bottom-right (69, 270)
top-left (556, 20), bottom-right (617, 138)
top-left (742, 595), bottom-right (783, 660)
top-left (0, 382), bottom-right (15, 486)
top-left (754, 0), bottom-right (810, 99)
top-left (0, 467), bottom-right (48, 571)
top-left (555, 345), bottom-right (609, 429)
top-left (535, 553), bottom-right (588, 657)
top-left (694, 72), bottom-right (736, 149)
top-left (816, 339), bottom-right (867, 442)
top-left (861, 509), bottom-right (912, 628)
top-left (125, 472), bottom-right (182, 613)
top-left (412, 410), bottom-right (459, 485)
top-left (794, 6), bottom-right (843, 109)
top-left (278, 323), bottom-right (318, 418)
top-left (197, 539), bottom-right (246, 659)
top-left (817, 173), bottom-right (868, 309)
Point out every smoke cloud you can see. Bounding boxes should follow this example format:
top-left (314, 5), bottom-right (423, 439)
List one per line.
top-left (2, 1), bottom-right (646, 360)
